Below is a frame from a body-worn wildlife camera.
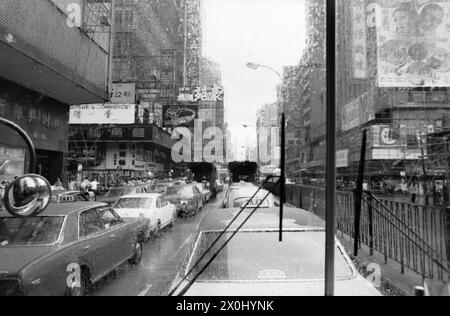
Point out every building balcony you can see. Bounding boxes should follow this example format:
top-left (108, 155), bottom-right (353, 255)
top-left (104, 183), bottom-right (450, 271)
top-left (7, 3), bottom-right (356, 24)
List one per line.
top-left (0, 0), bottom-right (109, 104)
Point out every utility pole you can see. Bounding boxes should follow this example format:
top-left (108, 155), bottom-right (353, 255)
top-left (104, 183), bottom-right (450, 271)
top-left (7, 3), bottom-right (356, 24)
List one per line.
top-left (325, 0), bottom-right (336, 297)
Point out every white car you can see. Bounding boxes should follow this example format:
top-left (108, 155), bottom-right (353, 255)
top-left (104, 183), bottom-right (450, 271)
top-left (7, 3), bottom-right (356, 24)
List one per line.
top-left (195, 183), bottom-right (212, 203)
top-left (170, 207), bottom-right (381, 296)
top-left (113, 193), bottom-right (177, 239)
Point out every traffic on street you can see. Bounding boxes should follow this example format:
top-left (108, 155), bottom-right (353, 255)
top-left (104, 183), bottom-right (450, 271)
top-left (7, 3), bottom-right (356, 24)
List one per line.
top-left (1, 0), bottom-right (450, 298)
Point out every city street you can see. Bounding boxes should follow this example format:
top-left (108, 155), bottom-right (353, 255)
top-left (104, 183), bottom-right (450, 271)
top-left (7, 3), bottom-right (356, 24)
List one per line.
top-left (91, 193), bottom-right (224, 297)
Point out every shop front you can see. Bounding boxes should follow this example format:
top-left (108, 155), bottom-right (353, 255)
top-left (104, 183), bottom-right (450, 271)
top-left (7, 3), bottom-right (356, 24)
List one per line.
top-left (0, 78), bottom-right (69, 183)
top-left (68, 124), bottom-right (174, 185)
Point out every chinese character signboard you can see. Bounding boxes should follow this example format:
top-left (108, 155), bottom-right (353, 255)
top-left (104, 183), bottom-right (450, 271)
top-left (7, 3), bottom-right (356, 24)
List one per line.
top-left (177, 85), bottom-right (224, 102)
top-left (111, 83), bottom-right (136, 103)
top-left (74, 126), bottom-right (153, 142)
top-left (341, 89), bottom-right (375, 131)
top-left (352, 0), bottom-right (368, 79)
top-left (336, 149), bottom-right (350, 168)
top-left (70, 104), bottom-right (136, 125)
top-left (374, 0), bottom-right (450, 87)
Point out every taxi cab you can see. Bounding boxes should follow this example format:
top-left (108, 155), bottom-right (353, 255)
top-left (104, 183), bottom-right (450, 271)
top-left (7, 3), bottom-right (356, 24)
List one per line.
top-left (0, 200), bottom-right (150, 296)
top-left (170, 207), bottom-right (381, 296)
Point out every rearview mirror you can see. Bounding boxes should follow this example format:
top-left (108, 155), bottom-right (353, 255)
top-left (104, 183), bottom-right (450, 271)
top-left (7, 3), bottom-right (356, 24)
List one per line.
top-left (3, 175), bottom-right (52, 217)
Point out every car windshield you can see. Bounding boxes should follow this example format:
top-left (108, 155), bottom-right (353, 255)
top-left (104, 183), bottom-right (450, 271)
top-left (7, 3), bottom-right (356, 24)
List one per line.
top-left (104, 188), bottom-right (135, 198)
top-left (187, 231), bottom-right (353, 281)
top-left (5, 0), bottom-right (450, 297)
top-left (233, 197), bottom-right (270, 208)
top-left (166, 186), bottom-right (194, 197)
top-left (0, 217), bottom-right (65, 246)
top-left (114, 197), bottom-right (153, 209)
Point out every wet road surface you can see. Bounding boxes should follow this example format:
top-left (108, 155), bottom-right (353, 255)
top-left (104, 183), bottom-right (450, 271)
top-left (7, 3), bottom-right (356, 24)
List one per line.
top-left (92, 193), bottom-right (223, 296)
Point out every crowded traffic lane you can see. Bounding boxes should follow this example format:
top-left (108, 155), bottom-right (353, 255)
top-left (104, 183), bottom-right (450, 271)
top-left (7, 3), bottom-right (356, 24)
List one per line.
top-left (91, 192), bottom-right (224, 296)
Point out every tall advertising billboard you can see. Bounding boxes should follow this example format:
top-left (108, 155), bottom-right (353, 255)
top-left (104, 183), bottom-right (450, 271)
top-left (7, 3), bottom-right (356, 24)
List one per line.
top-left (374, 0), bottom-right (450, 87)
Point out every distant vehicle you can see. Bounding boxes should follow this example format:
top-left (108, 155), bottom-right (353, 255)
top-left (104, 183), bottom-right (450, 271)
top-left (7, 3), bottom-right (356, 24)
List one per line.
top-left (98, 186), bottom-right (148, 205)
top-left (170, 207), bottom-right (381, 296)
top-left (215, 180), bottom-right (224, 193)
top-left (195, 183), bottom-right (212, 203)
top-left (222, 182), bottom-right (258, 208)
top-left (154, 182), bottom-right (172, 194)
top-left (0, 202), bottom-right (148, 296)
top-left (113, 193), bottom-right (177, 239)
top-left (51, 190), bottom-right (94, 203)
top-left (164, 185), bottom-right (203, 217)
top-left (222, 186), bottom-right (276, 209)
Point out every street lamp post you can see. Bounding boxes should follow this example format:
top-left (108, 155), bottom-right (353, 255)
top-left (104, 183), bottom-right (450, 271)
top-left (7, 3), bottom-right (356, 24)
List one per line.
top-left (247, 62), bottom-right (286, 242)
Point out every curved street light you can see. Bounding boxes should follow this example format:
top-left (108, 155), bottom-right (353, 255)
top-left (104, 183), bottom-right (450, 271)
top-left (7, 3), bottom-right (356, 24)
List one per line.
top-left (246, 62), bottom-right (283, 81)
top-left (246, 61), bottom-right (286, 243)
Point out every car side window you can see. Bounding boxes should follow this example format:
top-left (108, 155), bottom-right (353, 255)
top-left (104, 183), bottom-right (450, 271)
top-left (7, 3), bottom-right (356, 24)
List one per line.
top-left (156, 199), bottom-right (162, 208)
top-left (80, 209), bottom-right (104, 238)
top-left (193, 187), bottom-right (199, 195)
top-left (99, 208), bottom-right (123, 230)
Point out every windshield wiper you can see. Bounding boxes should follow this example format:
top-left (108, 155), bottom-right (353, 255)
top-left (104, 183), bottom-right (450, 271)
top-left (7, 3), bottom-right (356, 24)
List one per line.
top-left (168, 176), bottom-right (279, 296)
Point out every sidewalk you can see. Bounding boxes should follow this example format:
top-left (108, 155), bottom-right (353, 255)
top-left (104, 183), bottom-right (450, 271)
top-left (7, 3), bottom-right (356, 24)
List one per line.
top-left (337, 233), bottom-right (448, 296)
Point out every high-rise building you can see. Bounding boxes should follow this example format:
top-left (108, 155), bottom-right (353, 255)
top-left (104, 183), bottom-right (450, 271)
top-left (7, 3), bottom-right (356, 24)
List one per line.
top-left (68, 0), bottom-right (191, 182)
top-left (283, 0), bottom-right (450, 184)
top-left (257, 103), bottom-right (280, 167)
top-left (0, 0), bottom-right (112, 183)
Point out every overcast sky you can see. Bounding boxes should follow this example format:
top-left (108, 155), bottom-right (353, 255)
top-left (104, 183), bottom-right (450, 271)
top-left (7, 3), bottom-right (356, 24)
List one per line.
top-left (202, 0), bottom-right (306, 131)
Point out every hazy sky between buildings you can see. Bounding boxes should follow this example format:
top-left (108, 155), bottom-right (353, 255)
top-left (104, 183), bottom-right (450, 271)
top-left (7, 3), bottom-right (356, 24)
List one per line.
top-left (202, 0), bottom-right (306, 132)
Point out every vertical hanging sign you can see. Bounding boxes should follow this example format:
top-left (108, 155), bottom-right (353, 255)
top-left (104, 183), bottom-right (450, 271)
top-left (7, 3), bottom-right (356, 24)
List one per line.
top-left (352, 0), bottom-right (368, 79)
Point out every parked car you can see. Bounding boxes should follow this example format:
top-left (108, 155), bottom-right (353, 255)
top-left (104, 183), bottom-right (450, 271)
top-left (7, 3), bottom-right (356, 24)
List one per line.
top-left (163, 185), bottom-right (203, 217)
top-left (51, 190), bottom-right (94, 203)
top-left (169, 207), bottom-right (381, 296)
top-left (0, 202), bottom-right (149, 296)
top-left (113, 193), bottom-right (177, 238)
top-left (154, 183), bottom-right (172, 194)
top-left (97, 186), bottom-right (148, 205)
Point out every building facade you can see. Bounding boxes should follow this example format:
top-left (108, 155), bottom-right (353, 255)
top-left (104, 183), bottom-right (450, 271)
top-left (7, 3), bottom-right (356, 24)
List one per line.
top-left (0, 0), bottom-right (112, 183)
top-left (257, 103), bottom-right (280, 168)
top-left (68, 0), bottom-right (184, 182)
top-left (282, 0), bottom-right (450, 186)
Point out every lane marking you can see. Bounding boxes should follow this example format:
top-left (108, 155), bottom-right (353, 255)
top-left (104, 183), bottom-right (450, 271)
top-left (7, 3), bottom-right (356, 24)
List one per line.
top-left (137, 284), bottom-right (153, 296)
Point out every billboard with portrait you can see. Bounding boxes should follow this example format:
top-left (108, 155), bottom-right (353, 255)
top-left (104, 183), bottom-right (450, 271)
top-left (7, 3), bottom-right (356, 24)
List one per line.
top-left (375, 0), bottom-right (450, 87)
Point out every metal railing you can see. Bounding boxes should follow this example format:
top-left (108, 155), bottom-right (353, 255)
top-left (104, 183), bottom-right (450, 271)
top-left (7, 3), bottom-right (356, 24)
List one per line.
top-left (286, 184), bottom-right (449, 281)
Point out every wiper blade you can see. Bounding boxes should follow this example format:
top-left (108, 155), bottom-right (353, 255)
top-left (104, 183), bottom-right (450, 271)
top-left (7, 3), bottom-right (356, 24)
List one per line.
top-left (177, 190), bottom-right (273, 296)
top-left (168, 176), bottom-right (278, 296)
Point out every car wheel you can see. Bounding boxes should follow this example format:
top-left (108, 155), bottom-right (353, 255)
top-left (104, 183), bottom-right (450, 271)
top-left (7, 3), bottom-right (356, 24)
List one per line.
top-left (128, 242), bottom-right (143, 265)
top-left (153, 220), bottom-right (162, 238)
top-left (169, 213), bottom-right (176, 228)
top-left (145, 227), bottom-right (152, 242)
top-left (67, 268), bottom-right (90, 297)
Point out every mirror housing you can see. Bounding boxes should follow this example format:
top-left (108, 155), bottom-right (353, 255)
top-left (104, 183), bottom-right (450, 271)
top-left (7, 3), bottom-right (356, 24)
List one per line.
top-left (3, 175), bottom-right (52, 217)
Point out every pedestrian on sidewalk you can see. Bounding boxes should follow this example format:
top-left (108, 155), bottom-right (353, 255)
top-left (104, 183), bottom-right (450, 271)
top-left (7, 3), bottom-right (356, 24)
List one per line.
top-left (91, 178), bottom-right (99, 201)
top-left (409, 178), bottom-right (419, 204)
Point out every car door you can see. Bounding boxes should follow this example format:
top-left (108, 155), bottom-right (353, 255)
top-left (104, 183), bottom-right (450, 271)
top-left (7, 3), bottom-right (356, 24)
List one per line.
top-left (78, 208), bottom-right (111, 280)
top-left (98, 207), bottom-right (133, 265)
top-left (159, 199), bottom-right (173, 227)
top-left (193, 186), bottom-right (202, 209)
